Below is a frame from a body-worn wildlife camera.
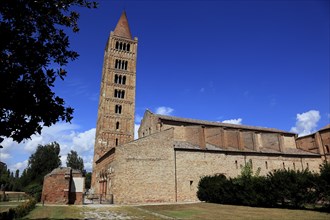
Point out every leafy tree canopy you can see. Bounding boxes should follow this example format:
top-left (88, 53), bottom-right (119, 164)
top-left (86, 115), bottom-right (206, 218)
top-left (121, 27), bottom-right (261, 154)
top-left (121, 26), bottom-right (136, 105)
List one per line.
top-left (0, 0), bottom-right (97, 143)
top-left (66, 150), bottom-right (84, 172)
top-left (24, 142), bottom-right (62, 185)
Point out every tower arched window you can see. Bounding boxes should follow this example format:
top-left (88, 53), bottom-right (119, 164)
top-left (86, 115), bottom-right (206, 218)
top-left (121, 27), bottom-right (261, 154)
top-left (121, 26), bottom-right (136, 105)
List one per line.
top-left (125, 61), bottom-right (128, 70)
top-left (115, 59), bottom-right (118, 69)
top-left (116, 122), bottom-right (120, 130)
top-left (121, 90), bottom-right (125, 99)
top-left (115, 138), bottom-right (118, 146)
top-left (127, 44), bottom-right (130, 51)
top-left (122, 76), bottom-right (126, 85)
top-left (118, 75), bottom-right (122, 84)
top-left (114, 74), bottom-right (119, 83)
top-left (115, 41), bottom-right (119, 49)
top-left (119, 42), bottom-right (123, 50)
top-left (123, 43), bottom-right (126, 51)
top-left (115, 104), bottom-right (122, 114)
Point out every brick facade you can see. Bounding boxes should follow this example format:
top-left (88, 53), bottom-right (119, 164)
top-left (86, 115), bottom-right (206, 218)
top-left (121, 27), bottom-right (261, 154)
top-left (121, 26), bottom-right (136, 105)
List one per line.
top-left (92, 11), bottom-right (138, 193)
top-left (42, 167), bottom-right (84, 205)
top-left (92, 12), bottom-right (328, 204)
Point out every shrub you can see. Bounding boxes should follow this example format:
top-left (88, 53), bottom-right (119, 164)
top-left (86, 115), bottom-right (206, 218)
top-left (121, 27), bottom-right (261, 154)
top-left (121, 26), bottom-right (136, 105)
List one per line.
top-left (24, 183), bottom-right (43, 201)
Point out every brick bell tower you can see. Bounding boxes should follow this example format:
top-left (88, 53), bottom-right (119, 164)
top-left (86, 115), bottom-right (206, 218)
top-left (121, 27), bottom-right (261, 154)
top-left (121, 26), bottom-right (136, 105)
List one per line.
top-left (92, 12), bottom-right (137, 189)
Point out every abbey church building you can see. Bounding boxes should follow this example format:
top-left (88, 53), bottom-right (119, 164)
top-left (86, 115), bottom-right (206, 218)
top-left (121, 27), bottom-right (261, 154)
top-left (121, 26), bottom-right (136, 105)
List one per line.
top-left (92, 12), bottom-right (330, 204)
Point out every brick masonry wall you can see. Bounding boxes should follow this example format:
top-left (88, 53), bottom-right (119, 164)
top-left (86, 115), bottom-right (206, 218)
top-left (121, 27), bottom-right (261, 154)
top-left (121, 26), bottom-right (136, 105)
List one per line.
top-left (42, 173), bottom-right (70, 204)
top-left (175, 150), bottom-right (322, 202)
top-left (112, 128), bottom-right (176, 204)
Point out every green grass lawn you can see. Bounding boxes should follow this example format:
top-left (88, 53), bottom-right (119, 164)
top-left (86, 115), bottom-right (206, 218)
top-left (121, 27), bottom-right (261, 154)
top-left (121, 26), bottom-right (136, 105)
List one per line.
top-left (140, 202), bottom-right (330, 220)
top-left (23, 202), bottom-right (330, 220)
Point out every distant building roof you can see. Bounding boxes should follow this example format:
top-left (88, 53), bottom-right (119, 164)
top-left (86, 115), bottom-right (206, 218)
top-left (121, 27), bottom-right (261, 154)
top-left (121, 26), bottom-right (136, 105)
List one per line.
top-left (173, 141), bottom-right (320, 157)
top-left (149, 110), bottom-right (295, 134)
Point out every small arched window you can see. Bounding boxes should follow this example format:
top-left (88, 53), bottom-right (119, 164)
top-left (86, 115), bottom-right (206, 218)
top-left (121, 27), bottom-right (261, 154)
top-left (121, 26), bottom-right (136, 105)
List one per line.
top-left (116, 122), bottom-right (120, 130)
top-left (115, 41), bottom-right (119, 49)
top-left (115, 138), bottom-right (118, 146)
top-left (115, 59), bottom-right (118, 69)
top-left (265, 161), bottom-right (268, 169)
top-left (123, 43), bottom-right (126, 51)
top-left (125, 61), bottom-right (128, 70)
top-left (121, 90), bottom-right (125, 99)
top-left (122, 76), bottom-right (126, 85)
top-left (114, 74), bottom-right (119, 83)
top-left (119, 42), bottom-right (123, 50)
top-left (127, 44), bottom-right (130, 51)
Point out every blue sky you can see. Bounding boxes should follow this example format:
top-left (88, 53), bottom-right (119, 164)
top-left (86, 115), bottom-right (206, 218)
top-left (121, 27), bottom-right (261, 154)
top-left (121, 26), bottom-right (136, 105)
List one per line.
top-left (1, 0), bottom-right (329, 174)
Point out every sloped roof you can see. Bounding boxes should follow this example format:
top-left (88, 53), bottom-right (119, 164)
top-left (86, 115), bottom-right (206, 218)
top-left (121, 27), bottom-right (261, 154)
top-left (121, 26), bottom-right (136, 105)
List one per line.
top-left (174, 141), bottom-right (320, 156)
top-left (150, 111), bottom-right (294, 134)
top-left (113, 11), bottom-right (132, 39)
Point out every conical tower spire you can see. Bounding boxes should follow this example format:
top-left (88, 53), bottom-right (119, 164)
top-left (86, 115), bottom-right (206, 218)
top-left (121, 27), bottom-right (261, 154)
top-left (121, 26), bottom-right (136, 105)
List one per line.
top-left (113, 11), bottom-right (132, 39)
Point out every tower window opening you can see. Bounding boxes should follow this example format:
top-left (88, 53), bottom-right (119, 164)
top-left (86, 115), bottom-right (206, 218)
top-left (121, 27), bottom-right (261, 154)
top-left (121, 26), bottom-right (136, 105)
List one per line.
top-left (115, 105), bottom-right (122, 114)
top-left (119, 42), bottom-right (123, 50)
top-left (123, 76), bottom-right (126, 85)
top-left (123, 43), bottom-right (126, 51)
top-left (114, 89), bottom-right (125, 99)
top-left (114, 74), bottom-right (119, 83)
top-left (235, 160), bottom-right (238, 169)
top-left (115, 138), bottom-right (118, 146)
top-left (127, 44), bottom-right (130, 51)
top-left (265, 161), bottom-right (268, 169)
top-left (125, 61), bottom-right (128, 70)
top-left (116, 122), bottom-right (120, 130)
top-left (115, 41), bottom-right (119, 49)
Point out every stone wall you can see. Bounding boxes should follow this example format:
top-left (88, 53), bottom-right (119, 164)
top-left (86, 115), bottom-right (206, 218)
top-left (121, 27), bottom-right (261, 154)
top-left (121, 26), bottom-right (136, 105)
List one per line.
top-left (175, 149), bottom-right (322, 202)
top-left (112, 129), bottom-right (176, 204)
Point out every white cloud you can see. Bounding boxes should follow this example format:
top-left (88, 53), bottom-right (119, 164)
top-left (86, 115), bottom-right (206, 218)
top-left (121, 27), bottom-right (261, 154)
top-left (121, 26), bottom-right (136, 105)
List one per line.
top-left (155, 106), bottom-right (174, 115)
top-left (0, 152), bottom-right (11, 160)
top-left (135, 114), bottom-right (143, 123)
top-left (8, 160), bottom-right (28, 173)
top-left (134, 124), bottom-right (140, 140)
top-left (290, 110), bottom-right (321, 137)
top-left (222, 118), bottom-right (243, 125)
top-left (2, 123), bottom-right (96, 173)
top-left (71, 128), bottom-right (96, 153)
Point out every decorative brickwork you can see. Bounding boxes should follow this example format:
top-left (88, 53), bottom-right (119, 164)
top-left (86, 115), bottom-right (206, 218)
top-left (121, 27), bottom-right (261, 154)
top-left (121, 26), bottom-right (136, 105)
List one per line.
top-left (92, 11), bottom-right (137, 193)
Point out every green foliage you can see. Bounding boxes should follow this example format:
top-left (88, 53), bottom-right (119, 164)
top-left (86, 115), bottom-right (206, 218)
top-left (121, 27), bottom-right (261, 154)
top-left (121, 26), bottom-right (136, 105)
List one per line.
top-left (267, 168), bottom-right (316, 208)
top-left (85, 172), bottom-right (92, 189)
top-left (238, 159), bottom-right (260, 178)
top-left (197, 161), bottom-right (330, 210)
top-left (24, 183), bottom-right (43, 201)
top-left (24, 142), bottom-right (61, 185)
top-left (317, 162), bottom-right (330, 210)
top-left (0, 197), bottom-right (36, 220)
top-left (19, 142), bottom-right (62, 201)
top-left (0, 0), bottom-right (97, 143)
top-left (66, 150), bottom-right (84, 172)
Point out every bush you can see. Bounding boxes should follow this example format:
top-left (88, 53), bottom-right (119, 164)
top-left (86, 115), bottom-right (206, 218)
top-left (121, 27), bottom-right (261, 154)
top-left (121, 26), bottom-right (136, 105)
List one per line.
top-left (24, 183), bottom-right (43, 201)
top-left (197, 162), bottom-right (323, 209)
top-left (0, 197), bottom-right (36, 220)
